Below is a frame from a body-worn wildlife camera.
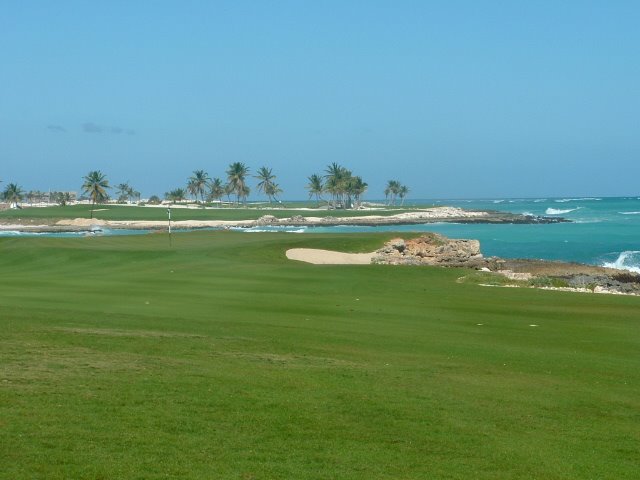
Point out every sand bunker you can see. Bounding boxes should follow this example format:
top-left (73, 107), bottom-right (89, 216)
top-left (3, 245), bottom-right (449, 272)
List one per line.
top-left (57, 218), bottom-right (108, 226)
top-left (286, 248), bottom-right (375, 265)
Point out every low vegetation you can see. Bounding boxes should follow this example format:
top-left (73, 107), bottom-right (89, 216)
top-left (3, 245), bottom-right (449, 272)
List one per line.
top-left (2, 163), bottom-right (409, 210)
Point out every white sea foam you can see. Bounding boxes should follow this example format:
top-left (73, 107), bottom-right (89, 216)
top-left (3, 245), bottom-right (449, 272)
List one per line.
top-left (241, 228), bottom-right (306, 233)
top-left (619, 211), bottom-right (640, 215)
top-left (492, 200), bottom-right (504, 204)
top-left (0, 230), bottom-right (60, 237)
top-left (603, 251), bottom-right (640, 274)
top-left (545, 207), bottom-right (581, 215)
top-left (533, 199), bottom-right (547, 203)
top-left (555, 197), bottom-right (601, 203)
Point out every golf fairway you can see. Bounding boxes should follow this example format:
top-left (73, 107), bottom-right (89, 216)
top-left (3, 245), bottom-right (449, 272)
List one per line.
top-left (1, 231), bottom-right (638, 479)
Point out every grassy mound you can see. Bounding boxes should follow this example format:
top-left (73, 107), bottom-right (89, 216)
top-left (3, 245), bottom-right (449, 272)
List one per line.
top-left (1, 231), bottom-right (638, 479)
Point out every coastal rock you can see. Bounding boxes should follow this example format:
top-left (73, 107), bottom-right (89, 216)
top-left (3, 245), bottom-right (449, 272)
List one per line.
top-left (564, 273), bottom-right (640, 294)
top-left (497, 270), bottom-right (533, 281)
top-left (376, 238), bottom-right (405, 256)
top-left (289, 215), bottom-right (306, 223)
top-left (373, 233), bottom-right (483, 267)
top-left (255, 215), bottom-right (278, 225)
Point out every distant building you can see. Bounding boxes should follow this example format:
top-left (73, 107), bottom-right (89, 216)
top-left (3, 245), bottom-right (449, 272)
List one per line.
top-left (25, 190), bottom-right (78, 205)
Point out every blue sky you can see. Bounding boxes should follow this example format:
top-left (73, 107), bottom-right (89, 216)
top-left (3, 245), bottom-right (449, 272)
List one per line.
top-left (1, 1), bottom-right (639, 199)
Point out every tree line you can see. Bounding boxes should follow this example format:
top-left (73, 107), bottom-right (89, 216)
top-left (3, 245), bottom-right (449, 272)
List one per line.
top-left (2, 164), bottom-right (409, 214)
top-left (164, 163), bottom-right (281, 206)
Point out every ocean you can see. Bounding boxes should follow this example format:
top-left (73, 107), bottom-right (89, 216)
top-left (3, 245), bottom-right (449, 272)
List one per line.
top-left (2, 197), bottom-right (639, 272)
top-left (245, 197), bottom-right (640, 272)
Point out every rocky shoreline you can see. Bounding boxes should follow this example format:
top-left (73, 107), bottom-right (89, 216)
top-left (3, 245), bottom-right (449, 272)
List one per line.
top-left (373, 233), bottom-right (640, 296)
top-left (252, 210), bottom-right (568, 227)
top-left (0, 207), bottom-right (569, 233)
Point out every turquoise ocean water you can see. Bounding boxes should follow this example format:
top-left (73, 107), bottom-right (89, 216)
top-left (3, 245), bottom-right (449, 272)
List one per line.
top-left (243, 197), bottom-right (640, 272)
top-left (2, 197), bottom-right (639, 272)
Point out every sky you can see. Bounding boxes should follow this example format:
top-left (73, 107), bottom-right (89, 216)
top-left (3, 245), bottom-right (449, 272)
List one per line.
top-left (1, 0), bottom-right (639, 199)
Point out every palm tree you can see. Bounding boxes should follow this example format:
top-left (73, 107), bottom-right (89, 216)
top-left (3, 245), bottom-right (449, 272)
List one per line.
top-left (306, 174), bottom-right (324, 206)
top-left (385, 180), bottom-right (401, 206)
top-left (255, 167), bottom-right (281, 203)
top-left (207, 178), bottom-right (226, 206)
top-left (165, 188), bottom-right (186, 203)
top-left (116, 182), bottom-right (132, 203)
top-left (81, 170), bottom-right (110, 218)
top-left (187, 178), bottom-right (199, 203)
top-left (224, 182), bottom-right (234, 204)
top-left (324, 163), bottom-right (352, 209)
top-left (188, 170), bottom-right (210, 203)
top-left (240, 184), bottom-right (251, 204)
top-left (2, 183), bottom-right (24, 207)
top-left (226, 162), bottom-right (250, 205)
top-left (398, 185), bottom-right (409, 206)
top-left (350, 176), bottom-right (368, 209)
top-left (54, 191), bottom-right (72, 206)
top-left (265, 182), bottom-right (282, 203)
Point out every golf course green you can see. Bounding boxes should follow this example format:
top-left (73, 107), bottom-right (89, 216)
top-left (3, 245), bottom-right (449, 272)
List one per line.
top-left (1, 231), bottom-right (638, 479)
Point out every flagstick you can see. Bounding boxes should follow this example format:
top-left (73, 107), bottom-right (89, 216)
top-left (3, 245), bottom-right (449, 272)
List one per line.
top-left (167, 206), bottom-right (172, 247)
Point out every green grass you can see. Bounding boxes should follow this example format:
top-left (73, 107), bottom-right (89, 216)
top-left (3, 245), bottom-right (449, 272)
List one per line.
top-left (1, 231), bottom-right (639, 479)
top-left (0, 204), bottom-right (415, 222)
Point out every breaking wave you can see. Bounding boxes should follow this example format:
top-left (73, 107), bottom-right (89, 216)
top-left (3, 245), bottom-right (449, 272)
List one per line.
top-left (239, 228), bottom-right (306, 233)
top-left (603, 251), bottom-right (640, 274)
top-left (555, 198), bottom-right (601, 203)
top-left (545, 207), bottom-right (581, 215)
top-left (619, 211), bottom-right (640, 215)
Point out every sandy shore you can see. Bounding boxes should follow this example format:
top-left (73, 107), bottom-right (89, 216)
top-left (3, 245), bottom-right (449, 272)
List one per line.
top-left (286, 248), bottom-right (375, 265)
